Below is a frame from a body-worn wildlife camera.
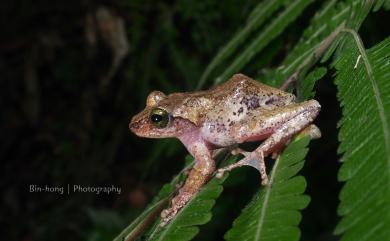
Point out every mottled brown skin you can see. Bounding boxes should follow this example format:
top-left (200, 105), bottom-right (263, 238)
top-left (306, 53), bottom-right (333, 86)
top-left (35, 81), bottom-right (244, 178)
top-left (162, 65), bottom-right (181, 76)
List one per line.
top-left (129, 73), bottom-right (321, 226)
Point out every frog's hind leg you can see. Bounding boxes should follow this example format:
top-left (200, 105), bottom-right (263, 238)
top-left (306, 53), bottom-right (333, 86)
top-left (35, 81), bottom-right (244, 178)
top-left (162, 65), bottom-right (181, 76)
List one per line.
top-left (216, 102), bottom-right (320, 185)
top-left (301, 124), bottom-right (321, 139)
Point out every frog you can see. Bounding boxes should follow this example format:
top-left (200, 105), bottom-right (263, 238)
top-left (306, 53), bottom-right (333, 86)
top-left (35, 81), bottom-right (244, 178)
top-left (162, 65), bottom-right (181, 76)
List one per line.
top-left (129, 73), bottom-right (321, 226)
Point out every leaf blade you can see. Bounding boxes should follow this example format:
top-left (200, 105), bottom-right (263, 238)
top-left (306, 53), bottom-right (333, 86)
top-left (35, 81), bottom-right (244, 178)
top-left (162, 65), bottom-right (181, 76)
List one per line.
top-left (334, 35), bottom-right (390, 241)
top-left (197, 0), bottom-right (285, 89)
top-left (216, 0), bottom-right (313, 85)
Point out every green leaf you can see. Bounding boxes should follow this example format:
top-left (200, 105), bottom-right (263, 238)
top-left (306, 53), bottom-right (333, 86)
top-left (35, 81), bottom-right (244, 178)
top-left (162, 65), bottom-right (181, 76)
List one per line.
top-left (333, 35), bottom-right (390, 241)
top-left (266, 0), bottom-right (347, 87)
top-left (224, 137), bottom-right (311, 241)
top-left (197, 0), bottom-right (286, 89)
top-left (215, 0), bottom-right (313, 85)
top-left (297, 67), bottom-right (327, 102)
top-left (147, 176), bottom-right (226, 241)
top-left (267, 0), bottom-right (378, 88)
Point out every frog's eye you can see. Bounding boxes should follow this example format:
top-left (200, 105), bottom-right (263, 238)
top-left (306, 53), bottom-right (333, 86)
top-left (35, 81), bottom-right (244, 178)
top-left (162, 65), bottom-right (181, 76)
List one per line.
top-left (150, 108), bottom-right (170, 128)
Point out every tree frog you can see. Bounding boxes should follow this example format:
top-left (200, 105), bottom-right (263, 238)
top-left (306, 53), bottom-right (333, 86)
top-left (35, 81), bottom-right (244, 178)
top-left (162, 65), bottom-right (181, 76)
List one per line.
top-left (129, 73), bottom-right (321, 225)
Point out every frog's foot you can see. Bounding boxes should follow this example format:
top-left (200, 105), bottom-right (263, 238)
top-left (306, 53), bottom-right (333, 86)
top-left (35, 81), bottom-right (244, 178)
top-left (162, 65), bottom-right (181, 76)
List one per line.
top-left (160, 191), bottom-right (192, 227)
top-left (302, 124), bottom-right (321, 139)
top-left (231, 147), bottom-right (246, 156)
top-left (271, 151), bottom-right (280, 160)
top-left (216, 149), bottom-right (269, 185)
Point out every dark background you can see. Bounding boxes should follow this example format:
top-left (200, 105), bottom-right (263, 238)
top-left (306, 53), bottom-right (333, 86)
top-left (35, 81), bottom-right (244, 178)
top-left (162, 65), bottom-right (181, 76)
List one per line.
top-left (1, 1), bottom-right (389, 241)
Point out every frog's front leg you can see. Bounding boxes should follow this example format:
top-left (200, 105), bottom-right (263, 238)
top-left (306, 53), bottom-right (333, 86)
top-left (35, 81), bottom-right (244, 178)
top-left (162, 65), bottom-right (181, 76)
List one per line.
top-left (216, 100), bottom-right (320, 185)
top-left (160, 140), bottom-right (215, 226)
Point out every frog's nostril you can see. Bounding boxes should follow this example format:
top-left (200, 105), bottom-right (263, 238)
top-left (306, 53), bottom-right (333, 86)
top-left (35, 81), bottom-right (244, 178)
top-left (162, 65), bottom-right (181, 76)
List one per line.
top-left (129, 121), bottom-right (140, 131)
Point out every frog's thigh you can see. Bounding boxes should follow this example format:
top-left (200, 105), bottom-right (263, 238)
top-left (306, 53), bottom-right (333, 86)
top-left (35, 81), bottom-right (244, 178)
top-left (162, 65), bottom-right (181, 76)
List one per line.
top-left (231, 111), bottom-right (285, 143)
top-left (257, 108), bottom-right (319, 156)
top-left (231, 100), bottom-right (320, 143)
top-left (232, 113), bottom-right (274, 143)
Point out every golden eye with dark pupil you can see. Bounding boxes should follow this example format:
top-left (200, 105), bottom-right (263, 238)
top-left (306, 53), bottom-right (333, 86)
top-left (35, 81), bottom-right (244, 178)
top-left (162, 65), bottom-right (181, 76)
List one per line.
top-left (150, 108), bottom-right (169, 128)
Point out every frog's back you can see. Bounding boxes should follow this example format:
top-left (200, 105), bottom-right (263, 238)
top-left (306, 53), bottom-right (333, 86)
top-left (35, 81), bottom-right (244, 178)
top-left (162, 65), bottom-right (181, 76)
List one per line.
top-left (208, 74), bottom-right (296, 109)
top-left (199, 74), bottom-right (296, 146)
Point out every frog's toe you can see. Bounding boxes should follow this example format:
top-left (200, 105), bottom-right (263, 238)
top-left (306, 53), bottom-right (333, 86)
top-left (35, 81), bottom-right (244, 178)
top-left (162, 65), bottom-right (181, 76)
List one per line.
top-left (160, 208), bottom-right (176, 227)
top-left (231, 147), bottom-right (244, 155)
top-left (261, 174), bottom-right (269, 186)
top-left (271, 151), bottom-right (280, 159)
top-left (306, 124), bottom-right (321, 139)
top-left (161, 208), bottom-right (171, 219)
top-left (231, 148), bottom-right (252, 158)
top-left (160, 205), bottom-right (182, 227)
top-left (216, 169), bottom-right (225, 178)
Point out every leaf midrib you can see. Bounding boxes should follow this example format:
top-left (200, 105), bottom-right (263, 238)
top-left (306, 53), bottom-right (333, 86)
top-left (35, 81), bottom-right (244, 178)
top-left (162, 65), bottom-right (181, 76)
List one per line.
top-left (254, 156), bottom-right (281, 240)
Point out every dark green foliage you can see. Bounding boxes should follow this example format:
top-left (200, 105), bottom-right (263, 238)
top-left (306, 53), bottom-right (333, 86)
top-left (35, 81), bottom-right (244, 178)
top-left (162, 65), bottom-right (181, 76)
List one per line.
top-left (198, 0), bottom-right (296, 88)
top-left (298, 67), bottom-right (327, 101)
top-left (216, 0), bottom-right (313, 84)
top-left (225, 137), bottom-right (311, 241)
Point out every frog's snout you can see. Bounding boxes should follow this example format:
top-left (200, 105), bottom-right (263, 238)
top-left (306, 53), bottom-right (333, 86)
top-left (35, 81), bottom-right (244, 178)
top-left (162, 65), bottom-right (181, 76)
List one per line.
top-left (129, 115), bottom-right (151, 137)
top-left (129, 121), bottom-right (140, 132)
top-left (129, 114), bottom-right (144, 134)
